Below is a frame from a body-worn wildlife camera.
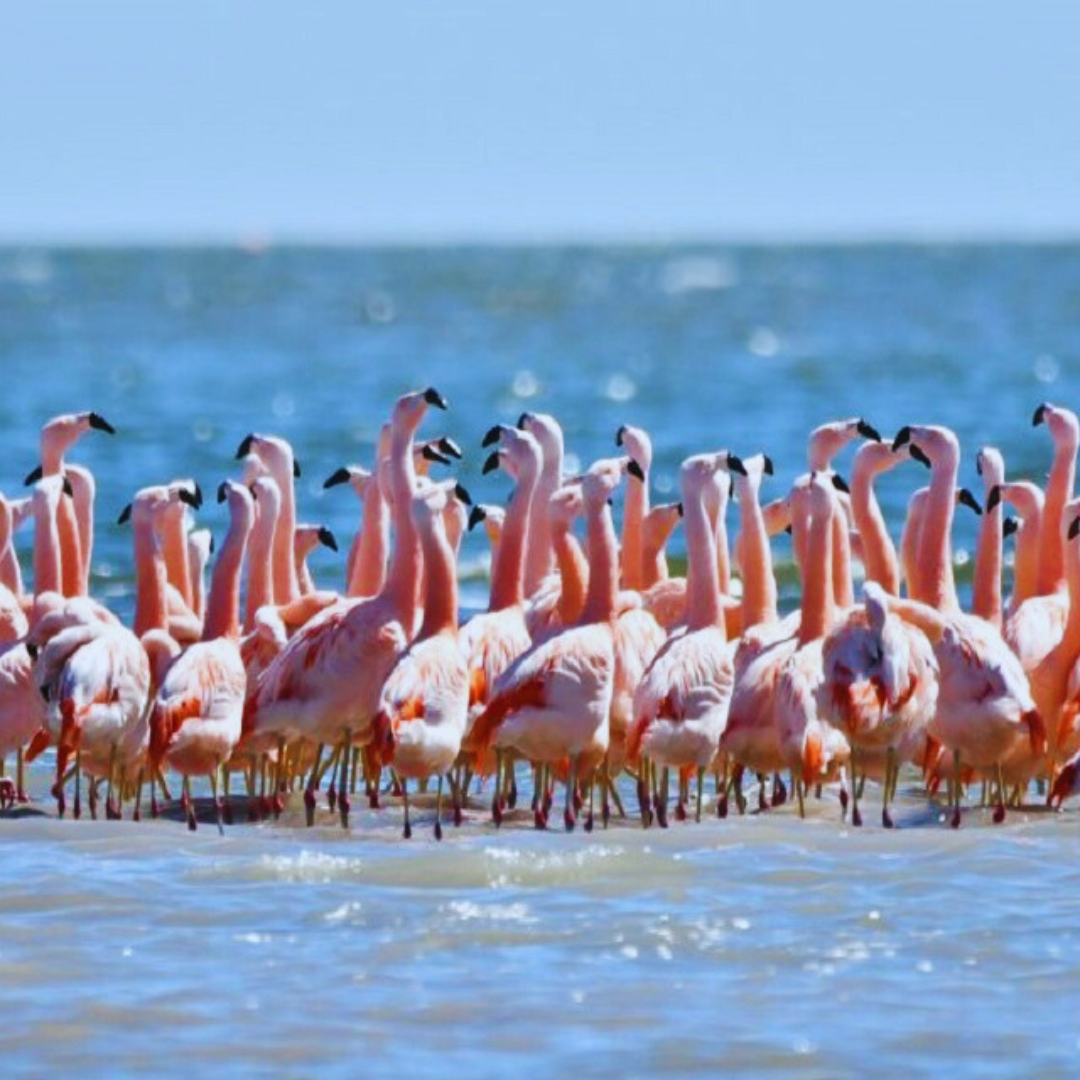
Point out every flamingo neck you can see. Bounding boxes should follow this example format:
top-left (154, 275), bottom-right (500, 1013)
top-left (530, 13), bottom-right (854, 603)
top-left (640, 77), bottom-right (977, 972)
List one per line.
top-left (1039, 430), bottom-right (1078, 594)
top-left (641, 535), bottom-right (669, 589)
top-left (244, 504), bottom-right (277, 630)
top-left (799, 500), bottom-right (835, 644)
top-left (621, 473), bottom-right (648, 590)
top-left (133, 517), bottom-right (169, 636)
top-left (203, 512), bottom-right (252, 641)
top-left (553, 524), bottom-right (588, 625)
top-left (161, 511), bottom-right (193, 610)
top-left (972, 485), bottom-right (1004, 628)
top-left (850, 462), bottom-right (899, 596)
top-left (524, 448), bottom-right (562, 594)
top-left (490, 472), bottom-right (538, 611)
top-left (385, 423), bottom-right (422, 623)
top-left (1010, 503), bottom-right (1042, 609)
top-left (417, 515), bottom-right (457, 639)
top-left (355, 485), bottom-right (389, 597)
top-left (272, 470), bottom-right (301, 605)
top-left (921, 448), bottom-right (960, 612)
top-left (56, 498), bottom-right (82, 598)
top-left (32, 496), bottom-right (63, 597)
top-left (685, 489), bottom-right (723, 633)
top-left (715, 496), bottom-right (732, 595)
top-left (580, 500), bottom-right (618, 624)
top-left (296, 548), bottom-right (316, 595)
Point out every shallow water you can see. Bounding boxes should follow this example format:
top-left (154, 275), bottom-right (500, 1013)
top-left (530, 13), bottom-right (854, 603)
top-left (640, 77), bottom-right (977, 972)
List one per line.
top-left (2, 244), bottom-right (1080, 1075)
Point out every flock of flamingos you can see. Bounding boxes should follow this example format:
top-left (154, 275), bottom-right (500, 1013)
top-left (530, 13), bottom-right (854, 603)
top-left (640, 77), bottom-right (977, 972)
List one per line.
top-left (3, 390), bottom-right (1080, 840)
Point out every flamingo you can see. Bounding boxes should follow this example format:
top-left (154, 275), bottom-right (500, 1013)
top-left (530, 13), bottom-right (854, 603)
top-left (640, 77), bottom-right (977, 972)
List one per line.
top-left (249, 387), bottom-right (446, 827)
top-left (294, 523), bottom-right (338, 595)
top-left (149, 480), bottom-right (254, 831)
top-left (890, 424), bottom-right (1044, 824)
top-left (640, 502), bottom-right (682, 590)
top-left (373, 481), bottom-right (469, 839)
top-left (471, 457), bottom-right (631, 831)
top-left (323, 463), bottom-right (389, 599)
top-left (518, 412), bottom-right (564, 597)
top-left (460, 425), bottom-right (541, 743)
top-left (466, 503), bottom-right (506, 568)
top-left (628, 451), bottom-right (741, 824)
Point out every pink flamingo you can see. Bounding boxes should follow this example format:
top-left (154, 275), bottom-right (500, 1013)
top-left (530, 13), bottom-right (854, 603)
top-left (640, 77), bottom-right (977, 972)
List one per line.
top-left (249, 388), bottom-right (446, 827)
top-left (888, 424), bottom-right (1044, 824)
top-left (149, 480), bottom-right (254, 831)
top-left (628, 451), bottom-right (742, 824)
top-left (471, 457), bottom-right (631, 831)
top-left (294, 522), bottom-right (338, 595)
top-left (324, 463), bottom-right (390, 599)
top-left (373, 482), bottom-right (469, 839)
top-left (616, 425), bottom-right (652, 591)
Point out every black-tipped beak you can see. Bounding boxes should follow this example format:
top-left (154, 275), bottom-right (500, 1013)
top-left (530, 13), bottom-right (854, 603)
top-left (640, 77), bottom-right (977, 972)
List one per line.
top-left (62, 478), bottom-right (74, 498)
top-left (975, 452), bottom-right (983, 477)
top-left (627, 459), bottom-right (646, 482)
top-left (88, 412), bottom-right (116, 435)
top-left (958, 488), bottom-right (982, 515)
top-left (293, 459), bottom-right (302, 479)
top-left (517, 412), bottom-right (532, 431)
top-left (857, 419), bottom-right (881, 442)
top-left (317, 526), bottom-right (338, 552)
top-left (892, 426), bottom-right (912, 451)
top-left (209, 535), bottom-right (216, 555)
top-left (831, 474), bottom-right (850, 495)
top-left (453, 483), bottom-right (473, 506)
top-left (481, 424), bottom-right (503, 448)
top-left (986, 485), bottom-right (1002, 512)
top-left (438, 437), bottom-right (464, 460)
top-left (784, 524), bottom-right (793, 535)
top-left (468, 505), bottom-right (488, 531)
top-left (615, 424), bottom-right (627, 447)
top-left (216, 482), bottom-right (228, 504)
top-left (1003, 517), bottom-right (1019, 538)
top-left (423, 387), bottom-right (449, 410)
top-left (726, 453), bottom-right (747, 477)
top-left (1070, 515), bottom-right (1080, 541)
top-left (1033, 403), bottom-right (1049, 427)
top-left (236, 433), bottom-right (256, 459)
top-left (250, 485), bottom-right (259, 501)
top-left (23, 464), bottom-right (43, 487)
top-left (421, 445), bottom-right (452, 466)
top-left (117, 503), bottom-right (132, 525)
top-left (192, 482), bottom-right (204, 509)
top-left (909, 444), bottom-right (931, 468)
top-left (323, 467), bottom-right (351, 489)
top-left (25, 642), bottom-right (38, 662)
top-left (676, 502), bottom-right (684, 518)
top-left (178, 487), bottom-right (199, 510)
top-left (482, 451), bottom-right (501, 476)
top-left (763, 455), bottom-right (775, 476)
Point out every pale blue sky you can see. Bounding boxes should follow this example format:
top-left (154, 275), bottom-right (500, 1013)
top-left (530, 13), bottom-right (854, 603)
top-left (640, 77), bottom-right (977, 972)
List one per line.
top-left (2, 0), bottom-right (1079, 241)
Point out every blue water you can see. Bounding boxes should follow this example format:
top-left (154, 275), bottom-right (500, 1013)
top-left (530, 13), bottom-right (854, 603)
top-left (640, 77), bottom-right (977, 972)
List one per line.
top-left (2, 244), bottom-right (1080, 1077)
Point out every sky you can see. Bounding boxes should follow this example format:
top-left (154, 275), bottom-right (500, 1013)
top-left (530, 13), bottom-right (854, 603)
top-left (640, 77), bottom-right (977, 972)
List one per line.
top-left (2, 0), bottom-right (1079, 242)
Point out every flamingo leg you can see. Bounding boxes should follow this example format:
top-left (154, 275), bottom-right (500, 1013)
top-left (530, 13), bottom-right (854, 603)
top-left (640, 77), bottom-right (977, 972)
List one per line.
top-left (993, 763), bottom-right (1006, 824)
top-left (492, 750), bottom-right (504, 827)
top-left (657, 766), bottom-right (669, 828)
top-left (211, 765), bottom-right (224, 835)
top-left (850, 749), bottom-right (862, 826)
top-left (584, 768), bottom-right (595, 832)
top-left (695, 767), bottom-right (705, 823)
top-left (133, 768), bottom-right (144, 822)
top-left (402, 778), bottom-right (411, 839)
top-left (434, 775), bottom-right (444, 841)
top-left (16, 748), bottom-right (27, 803)
top-left (564, 754), bottom-right (577, 831)
top-left (184, 774), bottom-right (197, 831)
top-left (338, 731), bottom-right (352, 829)
top-left (73, 750), bottom-right (82, 820)
top-left (882, 747), bottom-right (895, 829)
top-left (951, 750), bottom-right (962, 828)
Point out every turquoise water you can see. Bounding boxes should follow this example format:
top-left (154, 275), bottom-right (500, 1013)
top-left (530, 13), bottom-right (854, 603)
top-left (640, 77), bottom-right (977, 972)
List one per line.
top-left (2, 244), bottom-right (1080, 1076)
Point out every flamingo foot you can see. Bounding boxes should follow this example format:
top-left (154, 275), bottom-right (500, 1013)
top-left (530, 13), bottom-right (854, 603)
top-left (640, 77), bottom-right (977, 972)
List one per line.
top-left (993, 803), bottom-right (1006, 825)
top-left (839, 786), bottom-right (850, 818)
top-left (675, 801), bottom-right (687, 822)
top-left (338, 792), bottom-right (351, 829)
top-left (303, 787), bottom-right (317, 827)
top-left (852, 805), bottom-right (863, 827)
top-left (506, 782), bottom-right (518, 810)
top-left (492, 795), bottom-right (503, 828)
top-left (718, 791), bottom-right (729, 818)
top-left (223, 798), bottom-right (233, 826)
top-left (187, 805), bottom-right (197, 831)
top-left (534, 807), bottom-right (546, 830)
top-left (584, 812), bottom-right (594, 833)
top-left (656, 799), bottom-right (669, 829)
top-left (107, 796), bottom-right (121, 821)
top-left (258, 794), bottom-right (272, 819)
top-left (0, 778), bottom-right (15, 809)
top-left (564, 807), bottom-right (575, 832)
top-left (272, 793), bottom-right (284, 818)
top-left (772, 776), bottom-right (787, 807)
top-left (602, 801), bottom-right (610, 828)
top-left (434, 820), bottom-right (443, 841)
top-left (368, 789), bottom-right (381, 810)
top-left (327, 783), bottom-right (337, 813)
top-left (951, 806), bottom-right (961, 829)
top-left (882, 807), bottom-right (894, 829)
top-left (150, 792), bottom-right (159, 819)
top-left (403, 819), bottom-right (412, 840)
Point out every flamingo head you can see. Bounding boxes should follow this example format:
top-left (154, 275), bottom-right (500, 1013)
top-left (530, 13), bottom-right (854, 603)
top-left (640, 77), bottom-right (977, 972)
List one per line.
top-left (517, 412), bottom-right (564, 470)
top-left (975, 446), bottom-right (1006, 493)
top-left (808, 418), bottom-right (878, 471)
top-left (481, 426), bottom-right (542, 485)
top-left (615, 424), bottom-right (653, 474)
top-left (236, 433), bottom-right (300, 484)
top-left (1033, 402), bottom-right (1080, 449)
top-left (891, 424), bottom-right (960, 469)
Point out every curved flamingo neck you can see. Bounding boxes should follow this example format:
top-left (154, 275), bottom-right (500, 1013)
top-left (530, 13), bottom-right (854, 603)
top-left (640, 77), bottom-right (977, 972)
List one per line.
top-left (621, 473), bottom-right (649, 591)
top-left (417, 514), bottom-right (457, 639)
top-left (736, 476), bottom-right (777, 629)
top-left (714, 489), bottom-right (732, 595)
top-left (921, 445), bottom-right (960, 612)
top-left (850, 459), bottom-right (899, 596)
top-left (831, 509), bottom-right (854, 610)
top-left (0, 506), bottom-right (21, 598)
top-left (32, 493), bottom-right (63, 597)
top-left (272, 469), bottom-right (301, 606)
top-left (641, 535), bottom-right (669, 588)
top-left (799, 497), bottom-right (835, 644)
top-left (1039, 428), bottom-right (1078, 594)
top-left (553, 524), bottom-right (588, 624)
top-left (204, 510), bottom-right (252, 641)
top-left (133, 516), bottom-right (169, 636)
top-left (1006, 491), bottom-right (1042, 609)
top-left (490, 471), bottom-right (538, 611)
top-left (685, 487), bottom-right (723, 632)
top-left (580, 499), bottom-right (618, 624)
